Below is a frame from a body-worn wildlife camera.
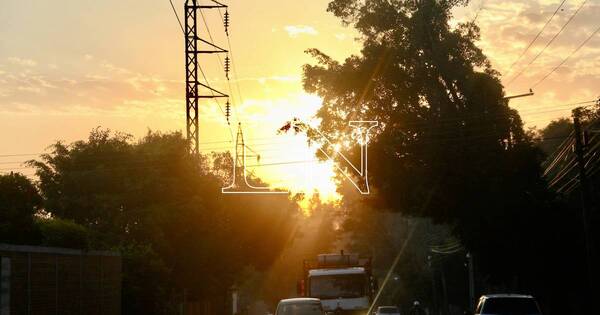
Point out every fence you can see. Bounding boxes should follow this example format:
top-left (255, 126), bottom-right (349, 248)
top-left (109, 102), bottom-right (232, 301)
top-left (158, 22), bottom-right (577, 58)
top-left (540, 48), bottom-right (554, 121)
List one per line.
top-left (0, 244), bottom-right (121, 315)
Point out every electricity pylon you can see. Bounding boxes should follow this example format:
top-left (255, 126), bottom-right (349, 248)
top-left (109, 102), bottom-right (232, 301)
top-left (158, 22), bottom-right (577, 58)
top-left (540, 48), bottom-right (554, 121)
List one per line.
top-left (234, 122), bottom-right (246, 181)
top-left (184, 0), bottom-right (229, 154)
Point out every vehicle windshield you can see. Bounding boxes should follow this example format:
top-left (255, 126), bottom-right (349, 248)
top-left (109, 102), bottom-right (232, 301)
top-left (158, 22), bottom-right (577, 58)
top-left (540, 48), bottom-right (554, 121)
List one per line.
top-left (309, 274), bottom-right (366, 299)
top-left (378, 306), bottom-right (400, 313)
top-left (482, 297), bottom-right (541, 315)
top-left (276, 303), bottom-right (323, 315)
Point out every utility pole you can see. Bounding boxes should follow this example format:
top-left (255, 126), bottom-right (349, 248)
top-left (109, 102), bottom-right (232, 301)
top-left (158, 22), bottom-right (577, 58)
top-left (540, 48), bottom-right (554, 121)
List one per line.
top-left (185, 0), bottom-right (229, 155)
top-left (427, 255), bottom-right (439, 315)
top-left (572, 108), bottom-right (595, 306)
top-left (466, 252), bottom-right (475, 312)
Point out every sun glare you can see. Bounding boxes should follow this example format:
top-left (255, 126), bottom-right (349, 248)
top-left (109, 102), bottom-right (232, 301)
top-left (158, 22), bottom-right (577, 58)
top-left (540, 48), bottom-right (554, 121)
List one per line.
top-left (241, 93), bottom-right (341, 210)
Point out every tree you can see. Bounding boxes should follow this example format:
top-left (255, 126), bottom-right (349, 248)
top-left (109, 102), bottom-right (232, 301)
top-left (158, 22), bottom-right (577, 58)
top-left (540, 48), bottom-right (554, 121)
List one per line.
top-left (29, 129), bottom-right (300, 314)
top-left (0, 172), bottom-right (41, 244)
top-left (303, 0), bottom-right (544, 250)
top-left (301, 0), bottom-right (582, 312)
top-left (537, 102), bottom-right (599, 156)
top-left (538, 118), bottom-right (572, 156)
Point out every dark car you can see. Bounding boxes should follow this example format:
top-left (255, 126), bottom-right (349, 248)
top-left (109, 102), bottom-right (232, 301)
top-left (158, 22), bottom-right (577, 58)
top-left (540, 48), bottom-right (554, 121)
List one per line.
top-left (475, 294), bottom-right (542, 315)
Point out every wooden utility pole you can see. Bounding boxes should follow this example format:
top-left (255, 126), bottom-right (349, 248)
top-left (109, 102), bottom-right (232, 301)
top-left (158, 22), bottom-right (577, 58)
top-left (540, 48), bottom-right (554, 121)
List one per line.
top-left (572, 108), bottom-right (595, 305)
top-left (466, 252), bottom-right (475, 312)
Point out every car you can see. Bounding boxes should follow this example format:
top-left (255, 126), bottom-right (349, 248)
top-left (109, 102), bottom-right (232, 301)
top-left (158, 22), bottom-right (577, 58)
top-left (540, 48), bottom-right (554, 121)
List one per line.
top-left (474, 294), bottom-right (542, 315)
top-left (374, 306), bottom-right (401, 315)
top-left (275, 298), bottom-right (326, 315)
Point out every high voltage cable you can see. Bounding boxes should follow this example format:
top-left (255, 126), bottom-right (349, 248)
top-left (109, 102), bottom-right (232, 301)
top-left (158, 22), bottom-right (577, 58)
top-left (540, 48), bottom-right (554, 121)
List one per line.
top-left (0, 158), bottom-right (325, 173)
top-left (0, 133), bottom-right (582, 164)
top-left (166, 0), bottom-right (235, 142)
top-left (532, 24), bottom-right (600, 89)
top-left (546, 134), bottom-right (599, 186)
top-left (543, 136), bottom-right (574, 176)
top-left (504, 0), bottom-right (568, 76)
top-left (0, 136), bottom-right (286, 158)
top-left (548, 158), bottom-right (577, 187)
top-left (557, 154), bottom-right (600, 194)
top-left (1, 99), bottom-right (594, 159)
top-left (0, 100), bottom-right (597, 158)
top-left (218, 8), bottom-right (246, 108)
top-left (5, 131), bottom-right (599, 176)
top-left (196, 6), bottom-right (263, 158)
top-left (198, 9), bottom-right (240, 121)
top-left (548, 132), bottom-right (600, 192)
top-left (3, 103), bottom-right (597, 161)
top-left (506, 0), bottom-right (589, 87)
top-left (169, 0), bottom-right (185, 34)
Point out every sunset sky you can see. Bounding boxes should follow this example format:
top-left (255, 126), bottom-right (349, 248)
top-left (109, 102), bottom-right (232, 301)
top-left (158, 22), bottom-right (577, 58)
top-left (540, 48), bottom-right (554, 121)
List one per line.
top-left (1, 0), bottom-right (599, 199)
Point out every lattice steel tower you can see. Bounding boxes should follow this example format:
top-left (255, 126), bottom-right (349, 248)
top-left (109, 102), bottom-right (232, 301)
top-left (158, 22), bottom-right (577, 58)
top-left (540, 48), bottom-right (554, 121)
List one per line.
top-left (184, 0), bottom-right (229, 154)
top-left (234, 122), bottom-right (246, 180)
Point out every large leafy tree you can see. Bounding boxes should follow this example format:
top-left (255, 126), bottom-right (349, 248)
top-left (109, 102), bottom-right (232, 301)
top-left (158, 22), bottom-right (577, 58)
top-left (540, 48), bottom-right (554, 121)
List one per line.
top-left (304, 0), bottom-right (545, 244)
top-left (0, 172), bottom-right (42, 243)
top-left (302, 0), bottom-right (583, 311)
top-left (30, 129), bottom-right (299, 314)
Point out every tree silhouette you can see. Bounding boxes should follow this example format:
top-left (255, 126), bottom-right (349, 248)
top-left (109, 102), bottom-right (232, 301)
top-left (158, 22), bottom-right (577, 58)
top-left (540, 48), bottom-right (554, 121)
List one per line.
top-left (303, 1), bottom-right (586, 312)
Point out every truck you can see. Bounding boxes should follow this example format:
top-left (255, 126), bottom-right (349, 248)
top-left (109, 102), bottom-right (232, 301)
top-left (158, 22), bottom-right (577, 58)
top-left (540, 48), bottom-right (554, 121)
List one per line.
top-left (298, 251), bottom-right (377, 315)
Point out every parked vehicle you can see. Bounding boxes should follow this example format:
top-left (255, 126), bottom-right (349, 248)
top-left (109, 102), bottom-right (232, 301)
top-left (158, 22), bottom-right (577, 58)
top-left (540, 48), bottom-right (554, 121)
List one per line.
top-left (275, 298), bottom-right (326, 315)
top-left (297, 251), bottom-right (378, 314)
top-left (374, 306), bottom-right (401, 315)
top-left (474, 294), bottom-right (542, 315)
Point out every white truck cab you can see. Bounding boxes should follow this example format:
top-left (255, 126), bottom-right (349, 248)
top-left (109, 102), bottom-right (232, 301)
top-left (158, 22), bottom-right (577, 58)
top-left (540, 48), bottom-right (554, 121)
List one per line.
top-left (308, 268), bottom-right (370, 313)
top-left (299, 252), bottom-right (377, 315)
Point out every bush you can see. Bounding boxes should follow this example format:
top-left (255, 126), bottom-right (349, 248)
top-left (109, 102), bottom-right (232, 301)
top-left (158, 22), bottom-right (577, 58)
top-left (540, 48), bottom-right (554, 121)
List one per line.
top-left (35, 217), bottom-right (90, 249)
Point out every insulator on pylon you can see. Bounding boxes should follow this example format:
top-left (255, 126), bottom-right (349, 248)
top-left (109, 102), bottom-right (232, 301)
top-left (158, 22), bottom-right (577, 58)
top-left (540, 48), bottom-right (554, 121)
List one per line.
top-left (224, 10), bottom-right (230, 35)
top-left (225, 99), bottom-right (231, 125)
top-left (224, 56), bottom-right (231, 80)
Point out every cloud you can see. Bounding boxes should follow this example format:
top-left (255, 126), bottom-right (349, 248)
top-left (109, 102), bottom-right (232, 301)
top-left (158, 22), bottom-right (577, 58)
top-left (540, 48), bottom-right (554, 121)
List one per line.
top-left (335, 33), bottom-right (349, 41)
top-left (467, 0), bottom-right (600, 126)
top-left (284, 25), bottom-right (318, 38)
top-left (7, 57), bottom-right (37, 67)
top-left (0, 56), bottom-right (183, 115)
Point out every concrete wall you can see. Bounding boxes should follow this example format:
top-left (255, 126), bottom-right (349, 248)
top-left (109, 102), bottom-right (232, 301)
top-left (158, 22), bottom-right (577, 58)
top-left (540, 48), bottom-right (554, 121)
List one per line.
top-left (0, 244), bottom-right (121, 315)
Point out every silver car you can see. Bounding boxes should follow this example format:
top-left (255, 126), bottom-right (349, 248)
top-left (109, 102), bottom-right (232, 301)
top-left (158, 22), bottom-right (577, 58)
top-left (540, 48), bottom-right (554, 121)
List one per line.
top-left (276, 298), bottom-right (326, 315)
top-left (375, 306), bottom-right (401, 315)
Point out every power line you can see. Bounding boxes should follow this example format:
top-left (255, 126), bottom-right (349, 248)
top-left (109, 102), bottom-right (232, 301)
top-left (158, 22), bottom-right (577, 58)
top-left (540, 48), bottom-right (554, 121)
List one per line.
top-left (198, 9), bottom-right (240, 122)
top-left (167, 0), bottom-right (234, 144)
top-left (543, 136), bottom-right (574, 176)
top-left (169, 0), bottom-right (185, 34)
top-left (532, 24), bottom-right (600, 89)
top-left (0, 158), bottom-right (324, 174)
top-left (506, 0), bottom-right (589, 87)
top-left (218, 8), bottom-right (246, 109)
top-left (504, 0), bottom-right (568, 76)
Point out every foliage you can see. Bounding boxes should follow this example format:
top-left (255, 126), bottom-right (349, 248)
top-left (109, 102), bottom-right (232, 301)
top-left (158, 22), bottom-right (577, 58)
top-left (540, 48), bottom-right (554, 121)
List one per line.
top-left (28, 128), bottom-right (300, 314)
top-left (0, 172), bottom-right (42, 244)
top-left (301, 0), bottom-right (588, 313)
top-left (35, 217), bottom-right (90, 249)
top-left (537, 118), bottom-right (572, 156)
top-left (536, 103), bottom-right (599, 156)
